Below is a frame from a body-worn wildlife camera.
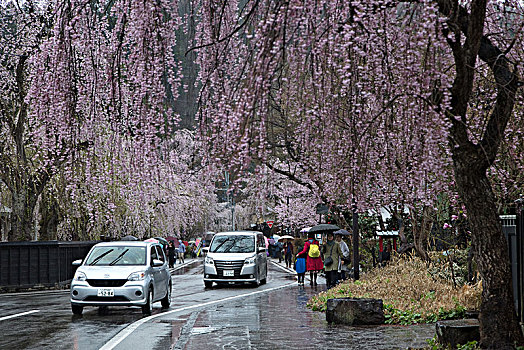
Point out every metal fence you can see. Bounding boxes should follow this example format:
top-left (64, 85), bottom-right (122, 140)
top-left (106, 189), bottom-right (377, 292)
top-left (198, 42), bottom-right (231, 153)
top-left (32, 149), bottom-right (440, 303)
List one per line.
top-left (501, 210), bottom-right (524, 323)
top-left (516, 208), bottom-right (524, 324)
top-left (0, 241), bottom-right (97, 290)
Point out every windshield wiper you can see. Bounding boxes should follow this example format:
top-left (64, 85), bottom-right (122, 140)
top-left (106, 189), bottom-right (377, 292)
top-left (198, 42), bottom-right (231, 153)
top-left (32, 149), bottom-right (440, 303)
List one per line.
top-left (109, 249), bottom-right (129, 266)
top-left (211, 239), bottom-right (229, 252)
top-left (89, 249), bottom-right (114, 265)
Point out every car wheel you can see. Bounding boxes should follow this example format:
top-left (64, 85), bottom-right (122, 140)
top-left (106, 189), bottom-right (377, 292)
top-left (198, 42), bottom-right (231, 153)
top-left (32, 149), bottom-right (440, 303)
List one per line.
top-left (204, 281), bottom-right (213, 288)
top-left (142, 288), bottom-right (153, 315)
top-left (252, 275), bottom-right (261, 287)
top-left (71, 304), bottom-right (83, 315)
top-left (161, 282), bottom-right (171, 308)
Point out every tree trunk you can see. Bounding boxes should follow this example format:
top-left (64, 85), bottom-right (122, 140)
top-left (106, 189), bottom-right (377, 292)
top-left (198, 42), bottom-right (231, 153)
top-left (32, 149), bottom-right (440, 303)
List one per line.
top-left (435, 1), bottom-right (524, 345)
top-left (10, 189), bottom-right (37, 241)
top-left (409, 206), bottom-right (432, 262)
top-left (454, 163), bottom-right (523, 349)
top-left (39, 191), bottom-right (59, 241)
top-left (392, 210), bottom-right (411, 253)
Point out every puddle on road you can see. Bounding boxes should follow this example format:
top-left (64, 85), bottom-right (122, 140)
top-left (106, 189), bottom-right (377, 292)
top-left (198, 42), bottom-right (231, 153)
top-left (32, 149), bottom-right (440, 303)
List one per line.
top-left (171, 262), bottom-right (203, 275)
top-left (191, 326), bottom-right (221, 335)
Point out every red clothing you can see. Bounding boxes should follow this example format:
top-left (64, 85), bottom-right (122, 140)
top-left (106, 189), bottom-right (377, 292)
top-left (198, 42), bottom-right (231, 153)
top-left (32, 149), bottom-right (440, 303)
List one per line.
top-left (297, 239), bottom-right (323, 272)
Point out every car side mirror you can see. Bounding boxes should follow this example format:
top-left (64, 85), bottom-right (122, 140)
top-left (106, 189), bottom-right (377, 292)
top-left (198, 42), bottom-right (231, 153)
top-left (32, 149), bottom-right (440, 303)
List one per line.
top-left (152, 259), bottom-right (164, 267)
top-left (258, 247), bottom-right (266, 253)
top-left (202, 247), bottom-right (209, 253)
top-left (72, 259), bottom-right (82, 266)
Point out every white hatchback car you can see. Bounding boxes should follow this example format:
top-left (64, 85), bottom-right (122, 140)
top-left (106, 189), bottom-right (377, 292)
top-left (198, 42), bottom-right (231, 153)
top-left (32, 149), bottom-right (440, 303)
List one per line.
top-left (70, 241), bottom-right (171, 315)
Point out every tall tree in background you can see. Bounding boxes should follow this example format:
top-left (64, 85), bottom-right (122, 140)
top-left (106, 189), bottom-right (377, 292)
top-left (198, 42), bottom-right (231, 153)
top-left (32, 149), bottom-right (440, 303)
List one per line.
top-left (0, 0), bottom-right (216, 240)
top-left (194, 0), bottom-right (524, 347)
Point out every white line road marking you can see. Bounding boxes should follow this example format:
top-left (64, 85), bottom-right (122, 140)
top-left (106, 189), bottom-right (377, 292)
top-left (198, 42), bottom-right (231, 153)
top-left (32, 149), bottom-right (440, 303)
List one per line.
top-left (269, 260), bottom-right (296, 274)
top-left (99, 281), bottom-right (296, 350)
top-left (0, 310), bottom-right (40, 322)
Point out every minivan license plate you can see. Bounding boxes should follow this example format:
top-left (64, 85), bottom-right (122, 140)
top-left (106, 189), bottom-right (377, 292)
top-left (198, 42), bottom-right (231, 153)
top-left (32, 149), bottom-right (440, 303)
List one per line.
top-left (97, 288), bottom-right (114, 297)
top-left (223, 270), bottom-right (234, 277)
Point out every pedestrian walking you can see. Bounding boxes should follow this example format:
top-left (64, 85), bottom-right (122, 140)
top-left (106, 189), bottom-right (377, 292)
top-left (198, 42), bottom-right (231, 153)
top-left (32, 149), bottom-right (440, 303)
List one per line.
top-left (276, 240), bottom-right (283, 263)
top-left (323, 232), bottom-right (344, 289)
top-left (335, 233), bottom-right (351, 281)
top-left (167, 241), bottom-right (177, 268)
top-left (177, 240), bottom-right (186, 263)
top-left (294, 253), bottom-right (306, 285)
top-left (297, 232), bottom-right (323, 286)
top-left (283, 239), bottom-right (294, 268)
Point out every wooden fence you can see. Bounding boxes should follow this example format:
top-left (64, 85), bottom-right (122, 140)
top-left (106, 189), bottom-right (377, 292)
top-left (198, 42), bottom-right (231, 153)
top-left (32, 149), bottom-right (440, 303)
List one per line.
top-left (0, 241), bottom-right (97, 290)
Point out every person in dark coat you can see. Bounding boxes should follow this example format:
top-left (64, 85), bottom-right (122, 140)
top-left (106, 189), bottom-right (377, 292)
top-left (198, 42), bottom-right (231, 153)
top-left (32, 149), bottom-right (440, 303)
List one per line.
top-left (283, 239), bottom-right (294, 268)
top-left (297, 232), bottom-right (323, 286)
top-left (322, 232), bottom-right (343, 289)
top-left (167, 241), bottom-right (177, 268)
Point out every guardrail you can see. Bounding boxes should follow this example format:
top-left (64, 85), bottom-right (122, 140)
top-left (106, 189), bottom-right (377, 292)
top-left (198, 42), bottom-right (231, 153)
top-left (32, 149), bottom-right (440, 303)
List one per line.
top-left (0, 240), bottom-right (97, 291)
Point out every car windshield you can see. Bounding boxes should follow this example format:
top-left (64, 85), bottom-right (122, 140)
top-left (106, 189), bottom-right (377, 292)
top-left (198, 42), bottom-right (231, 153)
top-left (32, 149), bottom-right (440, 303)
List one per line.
top-left (85, 246), bottom-right (147, 266)
top-left (209, 235), bottom-right (255, 253)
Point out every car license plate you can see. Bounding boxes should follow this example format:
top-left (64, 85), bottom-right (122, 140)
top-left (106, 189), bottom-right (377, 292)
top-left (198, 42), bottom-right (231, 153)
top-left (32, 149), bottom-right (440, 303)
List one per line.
top-left (97, 288), bottom-right (114, 297)
top-left (223, 270), bottom-right (234, 277)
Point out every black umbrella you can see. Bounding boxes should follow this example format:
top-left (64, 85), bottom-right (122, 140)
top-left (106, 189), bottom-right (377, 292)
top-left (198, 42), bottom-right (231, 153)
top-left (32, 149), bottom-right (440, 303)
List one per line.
top-left (334, 229), bottom-right (351, 236)
top-left (121, 235), bottom-right (138, 241)
top-left (309, 224), bottom-right (340, 233)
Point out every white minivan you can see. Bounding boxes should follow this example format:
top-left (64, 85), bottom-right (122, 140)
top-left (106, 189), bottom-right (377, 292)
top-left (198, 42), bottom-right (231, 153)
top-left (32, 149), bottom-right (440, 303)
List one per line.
top-left (203, 231), bottom-right (268, 288)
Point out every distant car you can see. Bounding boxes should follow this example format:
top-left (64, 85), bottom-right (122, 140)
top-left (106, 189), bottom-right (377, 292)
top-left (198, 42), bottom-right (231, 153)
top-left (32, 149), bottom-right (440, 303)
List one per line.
top-left (203, 231), bottom-right (268, 288)
top-left (70, 241), bottom-right (171, 315)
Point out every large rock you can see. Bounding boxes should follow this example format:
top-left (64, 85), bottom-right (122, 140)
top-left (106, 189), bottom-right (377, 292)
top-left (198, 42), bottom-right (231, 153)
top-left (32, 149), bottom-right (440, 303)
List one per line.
top-left (326, 297), bottom-right (385, 325)
top-left (436, 319), bottom-right (480, 348)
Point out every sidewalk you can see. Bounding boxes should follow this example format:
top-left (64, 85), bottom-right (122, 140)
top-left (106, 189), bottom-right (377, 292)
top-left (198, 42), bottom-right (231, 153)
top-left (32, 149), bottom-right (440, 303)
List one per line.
top-left (269, 256), bottom-right (327, 286)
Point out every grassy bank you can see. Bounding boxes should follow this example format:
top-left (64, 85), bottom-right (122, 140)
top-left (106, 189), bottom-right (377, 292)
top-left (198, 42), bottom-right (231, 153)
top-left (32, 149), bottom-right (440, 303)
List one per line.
top-left (308, 253), bottom-right (481, 325)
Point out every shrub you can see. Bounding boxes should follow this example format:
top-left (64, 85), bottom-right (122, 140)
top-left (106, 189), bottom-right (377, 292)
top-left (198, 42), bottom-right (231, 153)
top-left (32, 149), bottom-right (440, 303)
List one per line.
top-left (307, 253), bottom-right (481, 325)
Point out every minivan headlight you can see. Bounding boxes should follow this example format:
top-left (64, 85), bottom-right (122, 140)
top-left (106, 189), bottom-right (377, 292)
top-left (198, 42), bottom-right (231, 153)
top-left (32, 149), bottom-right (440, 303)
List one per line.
top-left (205, 256), bottom-right (214, 265)
top-left (244, 257), bottom-right (256, 265)
top-left (128, 271), bottom-right (146, 281)
top-left (73, 271), bottom-right (87, 281)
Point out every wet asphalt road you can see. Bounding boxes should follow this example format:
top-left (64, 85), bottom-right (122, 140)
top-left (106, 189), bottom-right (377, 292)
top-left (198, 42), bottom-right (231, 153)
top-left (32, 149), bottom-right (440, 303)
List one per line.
top-left (0, 259), bottom-right (435, 349)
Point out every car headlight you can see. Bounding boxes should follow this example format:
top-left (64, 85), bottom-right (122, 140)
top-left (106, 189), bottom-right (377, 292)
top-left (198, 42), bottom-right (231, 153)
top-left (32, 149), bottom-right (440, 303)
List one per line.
top-left (205, 256), bottom-right (214, 265)
top-left (73, 271), bottom-right (87, 281)
top-left (128, 271), bottom-right (146, 281)
top-left (244, 257), bottom-right (256, 265)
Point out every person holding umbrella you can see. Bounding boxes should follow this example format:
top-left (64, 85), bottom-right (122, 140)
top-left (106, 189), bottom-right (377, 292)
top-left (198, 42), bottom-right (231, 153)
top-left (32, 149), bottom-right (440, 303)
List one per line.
top-left (323, 232), bottom-right (344, 289)
top-left (296, 232), bottom-right (323, 286)
top-left (283, 238), bottom-right (294, 268)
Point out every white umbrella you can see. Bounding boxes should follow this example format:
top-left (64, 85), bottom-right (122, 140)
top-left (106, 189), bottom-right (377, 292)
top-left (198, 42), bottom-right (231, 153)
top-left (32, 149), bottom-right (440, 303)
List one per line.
top-left (300, 227), bottom-right (312, 233)
top-left (278, 235), bottom-right (294, 242)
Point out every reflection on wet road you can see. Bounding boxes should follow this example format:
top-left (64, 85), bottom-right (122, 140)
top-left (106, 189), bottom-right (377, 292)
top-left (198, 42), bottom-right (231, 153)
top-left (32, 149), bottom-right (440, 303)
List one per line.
top-left (161, 281), bottom-right (434, 350)
top-left (0, 259), bottom-right (435, 350)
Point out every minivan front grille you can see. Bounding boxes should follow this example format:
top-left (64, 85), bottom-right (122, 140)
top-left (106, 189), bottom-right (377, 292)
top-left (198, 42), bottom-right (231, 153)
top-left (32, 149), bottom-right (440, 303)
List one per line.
top-left (214, 260), bottom-right (244, 277)
top-left (87, 279), bottom-right (128, 287)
